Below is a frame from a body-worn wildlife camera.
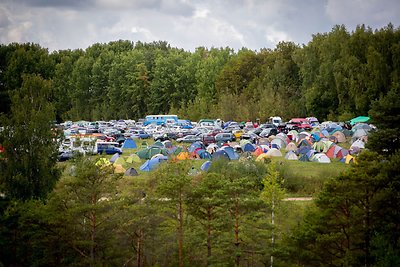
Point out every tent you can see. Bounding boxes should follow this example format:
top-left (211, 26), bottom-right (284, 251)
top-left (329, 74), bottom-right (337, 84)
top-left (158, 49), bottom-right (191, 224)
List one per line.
top-left (122, 138), bottom-right (137, 149)
top-left (297, 138), bottom-right (312, 148)
top-left (114, 157), bottom-right (126, 166)
top-left (285, 151), bottom-right (298, 160)
top-left (351, 139), bottom-right (365, 149)
top-left (113, 164), bottom-right (126, 173)
top-left (152, 141), bottom-right (164, 147)
top-left (188, 142), bottom-right (205, 153)
top-left (126, 154), bottom-right (141, 163)
top-left (311, 153), bottom-right (331, 163)
top-left (195, 149), bottom-right (212, 159)
top-left (124, 167), bottom-right (139, 176)
top-left (349, 116), bottom-right (370, 126)
top-left (253, 147), bottom-right (264, 157)
top-left (286, 142), bottom-right (297, 151)
top-left (312, 141), bottom-right (325, 152)
top-left (151, 154), bottom-right (168, 161)
top-left (220, 146), bottom-right (240, 160)
top-left (109, 153), bottom-right (120, 163)
top-left (136, 146), bottom-right (169, 159)
top-left (311, 132), bottom-right (322, 142)
top-left (242, 143), bottom-right (256, 152)
top-left (266, 148), bottom-right (283, 157)
top-left (140, 158), bottom-right (162, 172)
top-left (306, 149), bottom-right (317, 159)
top-left (287, 130), bottom-right (298, 141)
top-left (332, 131), bottom-right (346, 143)
top-left (96, 157), bottom-right (110, 168)
top-left (201, 161), bottom-right (212, 171)
top-left (326, 145), bottom-right (348, 159)
top-left (176, 151), bottom-right (190, 160)
top-left (297, 145), bottom-right (312, 155)
top-left (340, 154), bottom-right (356, 164)
top-left (258, 138), bottom-right (270, 146)
top-left (212, 150), bottom-right (230, 161)
top-left (162, 140), bottom-right (173, 148)
top-left (271, 138), bottom-right (286, 149)
top-left (256, 153), bottom-right (269, 162)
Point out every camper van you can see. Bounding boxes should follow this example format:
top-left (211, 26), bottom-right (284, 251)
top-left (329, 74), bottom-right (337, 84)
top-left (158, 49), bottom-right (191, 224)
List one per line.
top-left (269, 116), bottom-right (283, 127)
top-left (60, 136), bottom-right (98, 155)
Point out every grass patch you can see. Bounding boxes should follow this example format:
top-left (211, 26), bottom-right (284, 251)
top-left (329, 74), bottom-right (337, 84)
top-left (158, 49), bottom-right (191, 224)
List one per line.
top-left (273, 158), bottom-right (350, 197)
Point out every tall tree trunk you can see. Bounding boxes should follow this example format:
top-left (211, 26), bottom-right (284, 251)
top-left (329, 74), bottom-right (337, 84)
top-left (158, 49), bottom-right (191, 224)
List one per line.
top-left (207, 208), bottom-right (212, 266)
top-left (235, 204), bottom-right (240, 267)
top-left (178, 195), bottom-right (184, 267)
top-left (137, 229), bottom-right (142, 267)
top-left (90, 210), bottom-right (96, 267)
top-left (271, 199), bottom-right (275, 267)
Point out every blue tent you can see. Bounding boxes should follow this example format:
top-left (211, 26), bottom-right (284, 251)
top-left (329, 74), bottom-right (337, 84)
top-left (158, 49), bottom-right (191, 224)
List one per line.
top-left (140, 158), bottom-right (161, 172)
top-left (242, 143), bottom-right (256, 152)
top-left (311, 133), bottom-right (321, 142)
top-left (188, 141), bottom-right (205, 153)
top-left (220, 146), bottom-right (239, 160)
top-left (298, 145), bottom-right (311, 155)
top-left (201, 161), bottom-right (212, 171)
top-left (196, 149), bottom-right (212, 159)
top-left (122, 138), bottom-right (137, 149)
top-left (212, 150), bottom-right (230, 160)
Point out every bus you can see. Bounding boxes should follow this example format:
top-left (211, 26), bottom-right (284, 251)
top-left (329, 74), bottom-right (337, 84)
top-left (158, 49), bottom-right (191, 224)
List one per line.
top-left (143, 115), bottom-right (178, 126)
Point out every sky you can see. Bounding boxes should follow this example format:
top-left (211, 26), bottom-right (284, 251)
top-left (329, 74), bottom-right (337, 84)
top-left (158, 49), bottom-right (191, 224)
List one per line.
top-left (0, 0), bottom-right (399, 52)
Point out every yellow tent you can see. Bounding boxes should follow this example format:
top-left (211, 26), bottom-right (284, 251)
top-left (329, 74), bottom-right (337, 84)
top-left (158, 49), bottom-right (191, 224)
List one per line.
top-left (113, 164), bottom-right (126, 173)
top-left (256, 153), bottom-right (269, 162)
top-left (126, 154), bottom-right (141, 163)
top-left (176, 152), bottom-right (190, 160)
top-left (96, 158), bottom-right (111, 168)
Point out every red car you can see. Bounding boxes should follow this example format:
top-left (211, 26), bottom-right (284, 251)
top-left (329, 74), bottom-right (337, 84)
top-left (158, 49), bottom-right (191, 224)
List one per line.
top-left (287, 118), bottom-right (312, 131)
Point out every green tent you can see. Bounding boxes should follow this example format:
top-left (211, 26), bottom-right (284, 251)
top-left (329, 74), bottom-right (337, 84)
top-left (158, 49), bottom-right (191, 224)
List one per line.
top-left (349, 116), bottom-right (370, 126)
top-left (136, 146), bottom-right (169, 159)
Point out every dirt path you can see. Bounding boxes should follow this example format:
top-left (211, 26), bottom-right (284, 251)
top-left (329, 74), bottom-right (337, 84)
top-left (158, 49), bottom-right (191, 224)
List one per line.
top-left (283, 197), bottom-right (313, 201)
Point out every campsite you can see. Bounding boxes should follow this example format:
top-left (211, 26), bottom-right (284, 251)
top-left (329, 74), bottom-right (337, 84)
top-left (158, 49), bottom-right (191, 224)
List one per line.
top-left (0, 23), bottom-right (400, 266)
top-left (56, 116), bottom-right (369, 176)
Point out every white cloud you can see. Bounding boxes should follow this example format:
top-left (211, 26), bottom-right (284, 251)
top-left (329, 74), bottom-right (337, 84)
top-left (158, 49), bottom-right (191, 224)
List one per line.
top-left (265, 26), bottom-right (290, 45)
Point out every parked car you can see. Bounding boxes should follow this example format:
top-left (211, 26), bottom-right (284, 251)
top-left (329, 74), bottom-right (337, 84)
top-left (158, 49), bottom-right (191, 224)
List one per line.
top-left (259, 128), bottom-right (278, 138)
top-left (126, 129), bottom-right (150, 139)
top-left (215, 133), bottom-right (236, 143)
top-left (232, 129), bottom-right (245, 139)
top-left (287, 118), bottom-right (312, 131)
top-left (202, 135), bottom-right (216, 146)
top-left (154, 132), bottom-right (178, 141)
top-left (176, 135), bottom-right (202, 143)
top-left (97, 142), bottom-right (122, 155)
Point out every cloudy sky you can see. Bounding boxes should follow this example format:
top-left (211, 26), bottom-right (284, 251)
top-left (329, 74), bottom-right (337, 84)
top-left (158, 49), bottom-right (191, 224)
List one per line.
top-left (0, 0), bottom-right (399, 52)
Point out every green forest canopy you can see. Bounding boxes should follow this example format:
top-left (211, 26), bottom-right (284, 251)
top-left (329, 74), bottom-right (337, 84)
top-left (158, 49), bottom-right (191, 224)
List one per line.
top-left (1, 23), bottom-right (399, 123)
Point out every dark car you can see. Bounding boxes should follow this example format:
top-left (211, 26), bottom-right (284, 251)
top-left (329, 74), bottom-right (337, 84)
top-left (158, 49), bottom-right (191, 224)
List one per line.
top-left (259, 128), bottom-right (278, 138)
top-left (97, 142), bottom-right (123, 155)
top-left (215, 133), bottom-right (236, 143)
top-left (58, 151), bottom-right (74, 161)
top-left (202, 135), bottom-right (216, 146)
top-left (154, 132), bottom-right (178, 141)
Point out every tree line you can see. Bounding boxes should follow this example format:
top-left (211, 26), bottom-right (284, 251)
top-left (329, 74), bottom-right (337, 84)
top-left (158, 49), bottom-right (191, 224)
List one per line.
top-left (0, 24), bottom-right (399, 122)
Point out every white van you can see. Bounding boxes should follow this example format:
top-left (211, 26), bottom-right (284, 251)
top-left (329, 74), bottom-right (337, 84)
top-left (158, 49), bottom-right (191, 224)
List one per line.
top-left (269, 116), bottom-right (282, 127)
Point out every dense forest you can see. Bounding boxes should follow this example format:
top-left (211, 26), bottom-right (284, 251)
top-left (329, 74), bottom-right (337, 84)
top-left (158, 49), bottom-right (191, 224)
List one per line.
top-left (1, 24), bottom-right (399, 122)
top-left (1, 24), bottom-right (400, 267)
